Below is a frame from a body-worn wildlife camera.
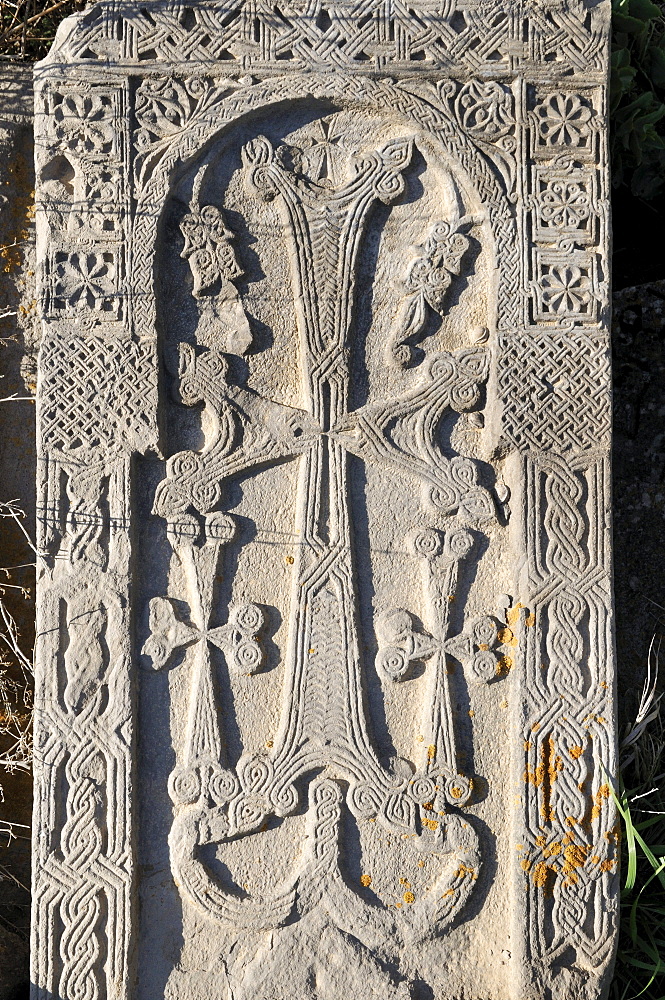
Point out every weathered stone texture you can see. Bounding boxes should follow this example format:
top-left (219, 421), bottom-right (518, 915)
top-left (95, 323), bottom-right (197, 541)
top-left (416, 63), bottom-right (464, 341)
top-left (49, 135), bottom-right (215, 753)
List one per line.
top-left (32, 4), bottom-right (615, 1000)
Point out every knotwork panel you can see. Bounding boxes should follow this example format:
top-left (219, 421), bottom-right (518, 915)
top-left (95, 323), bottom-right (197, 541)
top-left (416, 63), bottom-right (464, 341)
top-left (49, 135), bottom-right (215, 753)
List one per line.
top-left (33, 3), bottom-right (614, 1000)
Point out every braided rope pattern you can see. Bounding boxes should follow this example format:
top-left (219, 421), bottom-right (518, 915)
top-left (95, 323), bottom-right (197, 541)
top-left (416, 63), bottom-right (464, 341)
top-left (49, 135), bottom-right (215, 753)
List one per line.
top-left (49, 0), bottom-right (607, 77)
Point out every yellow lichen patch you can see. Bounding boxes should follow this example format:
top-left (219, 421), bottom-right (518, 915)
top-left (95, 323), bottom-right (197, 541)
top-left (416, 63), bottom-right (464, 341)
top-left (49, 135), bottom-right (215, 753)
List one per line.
top-left (423, 818), bottom-right (439, 831)
top-left (455, 863), bottom-right (476, 880)
top-left (441, 888), bottom-right (455, 898)
top-left (399, 878), bottom-right (411, 887)
top-left (524, 736), bottom-right (563, 823)
top-left (499, 655), bottom-right (514, 673)
top-left (536, 835), bottom-right (547, 847)
top-left (427, 744), bottom-right (437, 761)
top-left (506, 603), bottom-right (524, 627)
top-left (448, 595), bottom-right (456, 602)
top-left (516, 844), bottom-right (524, 851)
top-left (449, 786), bottom-right (464, 800)
top-left (521, 859), bottom-right (531, 871)
top-left (360, 874), bottom-right (372, 887)
top-left (531, 861), bottom-right (556, 896)
top-left (478, 643), bottom-right (489, 651)
top-left (468, 710), bottom-right (475, 718)
top-left (569, 745), bottom-right (584, 759)
top-left (422, 801), bottom-right (434, 811)
top-left (417, 860), bottom-right (425, 868)
top-left (265, 740), bottom-right (274, 749)
top-left (599, 859), bottom-right (615, 872)
top-left (591, 784), bottom-right (610, 821)
top-left (285, 555), bottom-right (294, 564)
top-left (403, 891), bottom-right (415, 904)
top-left (497, 627), bottom-right (517, 647)
top-left (524, 741), bottom-right (531, 751)
top-left (561, 843), bottom-right (589, 882)
top-left (525, 613), bottom-right (535, 627)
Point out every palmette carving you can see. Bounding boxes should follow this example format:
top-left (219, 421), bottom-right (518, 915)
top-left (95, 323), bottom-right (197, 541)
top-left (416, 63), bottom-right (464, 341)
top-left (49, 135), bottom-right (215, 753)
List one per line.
top-left (387, 218), bottom-right (471, 367)
top-left (34, 3), bottom-right (614, 998)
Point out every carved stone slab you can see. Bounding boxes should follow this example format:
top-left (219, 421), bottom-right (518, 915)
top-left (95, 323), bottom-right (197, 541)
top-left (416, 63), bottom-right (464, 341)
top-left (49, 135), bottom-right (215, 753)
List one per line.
top-left (32, 4), bottom-right (615, 999)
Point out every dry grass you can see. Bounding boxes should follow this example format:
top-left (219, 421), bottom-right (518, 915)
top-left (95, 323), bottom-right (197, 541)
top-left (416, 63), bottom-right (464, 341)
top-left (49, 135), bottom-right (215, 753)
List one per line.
top-left (611, 639), bottom-right (665, 999)
top-left (0, 0), bottom-right (86, 60)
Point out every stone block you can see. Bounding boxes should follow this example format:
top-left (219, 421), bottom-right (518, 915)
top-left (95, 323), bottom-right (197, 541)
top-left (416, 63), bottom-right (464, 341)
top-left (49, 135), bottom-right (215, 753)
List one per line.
top-left (32, 4), bottom-right (615, 998)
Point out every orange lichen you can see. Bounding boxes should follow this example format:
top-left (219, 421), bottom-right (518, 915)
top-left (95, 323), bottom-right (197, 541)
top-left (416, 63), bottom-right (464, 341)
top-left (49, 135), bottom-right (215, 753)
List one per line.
top-left (497, 655), bottom-right (513, 674)
top-left (591, 784), bottom-right (610, 821)
top-left (524, 735), bottom-right (563, 822)
top-left (427, 744), bottom-right (437, 761)
top-left (497, 627), bottom-right (517, 647)
top-left (531, 861), bottom-right (556, 896)
top-left (360, 874), bottom-right (372, 887)
top-left (506, 603), bottom-right (524, 626)
top-left (403, 891), bottom-right (415, 904)
top-left (560, 843), bottom-right (589, 885)
top-left (569, 745), bottom-right (584, 759)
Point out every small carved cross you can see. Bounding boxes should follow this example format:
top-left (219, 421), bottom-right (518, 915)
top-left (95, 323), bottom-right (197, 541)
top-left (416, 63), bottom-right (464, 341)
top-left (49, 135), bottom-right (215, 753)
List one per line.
top-left (142, 595), bottom-right (265, 675)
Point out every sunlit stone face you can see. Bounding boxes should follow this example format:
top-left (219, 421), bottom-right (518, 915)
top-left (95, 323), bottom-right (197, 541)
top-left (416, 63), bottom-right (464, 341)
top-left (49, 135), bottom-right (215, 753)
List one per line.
top-left (32, 4), bottom-right (615, 999)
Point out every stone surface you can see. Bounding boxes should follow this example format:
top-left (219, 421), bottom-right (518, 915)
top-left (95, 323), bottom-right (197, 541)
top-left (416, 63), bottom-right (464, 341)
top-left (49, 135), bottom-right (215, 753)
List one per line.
top-left (32, 4), bottom-right (615, 1000)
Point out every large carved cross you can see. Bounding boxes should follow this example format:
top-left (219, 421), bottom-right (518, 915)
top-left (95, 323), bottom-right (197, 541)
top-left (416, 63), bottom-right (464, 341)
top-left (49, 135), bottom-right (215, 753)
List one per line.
top-left (147, 121), bottom-right (503, 939)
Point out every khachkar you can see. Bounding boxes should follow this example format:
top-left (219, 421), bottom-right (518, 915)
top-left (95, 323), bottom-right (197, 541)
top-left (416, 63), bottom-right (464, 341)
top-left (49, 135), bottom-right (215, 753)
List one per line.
top-left (32, 2), bottom-right (614, 999)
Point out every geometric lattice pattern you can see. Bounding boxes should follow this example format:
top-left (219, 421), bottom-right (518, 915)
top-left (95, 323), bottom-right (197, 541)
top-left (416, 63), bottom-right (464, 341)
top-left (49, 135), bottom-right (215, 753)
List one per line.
top-left (499, 330), bottom-right (611, 452)
top-left (39, 336), bottom-right (157, 456)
